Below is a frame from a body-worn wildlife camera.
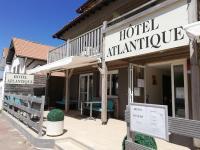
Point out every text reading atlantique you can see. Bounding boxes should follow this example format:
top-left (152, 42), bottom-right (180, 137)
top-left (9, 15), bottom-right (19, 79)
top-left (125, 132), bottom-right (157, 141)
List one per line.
top-left (106, 18), bottom-right (185, 57)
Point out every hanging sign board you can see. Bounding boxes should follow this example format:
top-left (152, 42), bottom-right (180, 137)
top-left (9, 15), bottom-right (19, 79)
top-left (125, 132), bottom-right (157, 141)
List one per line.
top-left (105, 1), bottom-right (189, 62)
top-left (130, 103), bottom-right (168, 141)
top-left (5, 73), bottom-right (34, 85)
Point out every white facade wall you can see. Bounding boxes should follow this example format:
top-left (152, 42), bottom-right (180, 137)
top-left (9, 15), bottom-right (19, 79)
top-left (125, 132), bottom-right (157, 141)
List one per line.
top-left (8, 57), bottom-right (46, 74)
top-left (0, 81), bottom-right (3, 109)
top-left (0, 64), bottom-right (11, 110)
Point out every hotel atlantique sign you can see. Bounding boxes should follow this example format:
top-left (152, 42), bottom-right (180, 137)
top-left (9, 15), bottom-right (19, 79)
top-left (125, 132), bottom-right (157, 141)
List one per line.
top-left (105, 1), bottom-right (189, 61)
top-left (5, 73), bottom-right (34, 85)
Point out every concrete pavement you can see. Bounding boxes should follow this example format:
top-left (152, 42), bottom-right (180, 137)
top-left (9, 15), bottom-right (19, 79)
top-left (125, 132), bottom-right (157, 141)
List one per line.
top-left (0, 113), bottom-right (39, 150)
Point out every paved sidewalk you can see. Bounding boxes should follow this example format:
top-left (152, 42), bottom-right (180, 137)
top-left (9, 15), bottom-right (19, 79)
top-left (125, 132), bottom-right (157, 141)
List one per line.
top-left (0, 113), bottom-right (39, 150)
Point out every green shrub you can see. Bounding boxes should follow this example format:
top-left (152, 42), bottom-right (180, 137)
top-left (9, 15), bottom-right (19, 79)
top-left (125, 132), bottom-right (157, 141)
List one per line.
top-left (122, 136), bottom-right (127, 150)
top-left (135, 132), bottom-right (157, 150)
top-left (47, 109), bottom-right (64, 122)
top-left (122, 133), bottom-right (157, 150)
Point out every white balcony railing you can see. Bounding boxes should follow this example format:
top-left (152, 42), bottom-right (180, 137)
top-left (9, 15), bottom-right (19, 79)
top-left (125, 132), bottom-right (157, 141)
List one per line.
top-left (48, 26), bottom-right (102, 63)
top-left (0, 57), bottom-right (6, 70)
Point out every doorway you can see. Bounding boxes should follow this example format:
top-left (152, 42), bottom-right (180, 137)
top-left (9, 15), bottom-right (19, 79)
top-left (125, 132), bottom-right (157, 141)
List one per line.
top-left (145, 63), bottom-right (172, 116)
top-left (79, 73), bottom-right (93, 109)
top-left (146, 59), bottom-right (188, 118)
top-left (162, 75), bottom-right (172, 116)
top-left (129, 59), bottom-right (189, 118)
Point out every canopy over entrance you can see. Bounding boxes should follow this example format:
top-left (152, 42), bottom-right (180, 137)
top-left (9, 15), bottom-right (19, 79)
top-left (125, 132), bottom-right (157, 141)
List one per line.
top-left (184, 21), bottom-right (200, 38)
top-left (27, 56), bottom-right (100, 74)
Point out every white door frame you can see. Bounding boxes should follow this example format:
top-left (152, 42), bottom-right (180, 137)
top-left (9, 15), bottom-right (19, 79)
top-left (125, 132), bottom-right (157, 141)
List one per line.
top-left (128, 63), bottom-right (145, 104)
top-left (78, 73), bottom-right (93, 108)
top-left (171, 59), bottom-right (189, 119)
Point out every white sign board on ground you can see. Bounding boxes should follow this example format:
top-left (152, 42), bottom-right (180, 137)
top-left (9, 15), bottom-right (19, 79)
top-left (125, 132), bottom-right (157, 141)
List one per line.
top-left (105, 1), bottom-right (189, 62)
top-left (130, 103), bottom-right (168, 141)
top-left (5, 73), bottom-right (34, 84)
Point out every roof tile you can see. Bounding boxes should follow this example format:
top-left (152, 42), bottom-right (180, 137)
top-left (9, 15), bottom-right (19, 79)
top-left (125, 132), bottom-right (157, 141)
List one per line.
top-left (12, 37), bottom-right (54, 61)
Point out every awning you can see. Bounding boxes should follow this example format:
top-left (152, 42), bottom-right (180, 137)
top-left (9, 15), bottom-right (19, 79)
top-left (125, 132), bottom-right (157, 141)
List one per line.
top-left (184, 21), bottom-right (200, 38)
top-left (27, 56), bottom-right (100, 74)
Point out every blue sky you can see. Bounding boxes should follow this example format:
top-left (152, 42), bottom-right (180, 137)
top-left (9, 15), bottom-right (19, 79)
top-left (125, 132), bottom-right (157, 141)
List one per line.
top-left (0, 0), bottom-right (86, 55)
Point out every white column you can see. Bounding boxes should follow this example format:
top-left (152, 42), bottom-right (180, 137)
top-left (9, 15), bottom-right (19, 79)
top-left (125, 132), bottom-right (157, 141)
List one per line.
top-left (0, 87), bottom-right (2, 110)
top-left (128, 64), bottom-right (134, 104)
top-left (1, 65), bottom-right (10, 110)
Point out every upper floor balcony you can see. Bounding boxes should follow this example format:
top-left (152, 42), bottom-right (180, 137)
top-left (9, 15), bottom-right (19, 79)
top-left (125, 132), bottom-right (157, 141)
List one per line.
top-left (48, 26), bottom-right (102, 63)
top-left (0, 57), bottom-right (6, 71)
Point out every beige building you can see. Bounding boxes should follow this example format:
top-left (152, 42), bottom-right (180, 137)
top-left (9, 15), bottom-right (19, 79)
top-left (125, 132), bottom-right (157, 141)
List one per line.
top-left (27, 0), bottom-right (200, 149)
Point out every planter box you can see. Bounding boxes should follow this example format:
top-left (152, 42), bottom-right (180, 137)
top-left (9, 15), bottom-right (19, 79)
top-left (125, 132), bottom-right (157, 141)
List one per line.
top-left (46, 121), bottom-right (64, 136)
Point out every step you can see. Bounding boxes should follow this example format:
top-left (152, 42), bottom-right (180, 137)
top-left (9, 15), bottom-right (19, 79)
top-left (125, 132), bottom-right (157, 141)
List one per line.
top-left (55, 138), bottom-right (93, 150)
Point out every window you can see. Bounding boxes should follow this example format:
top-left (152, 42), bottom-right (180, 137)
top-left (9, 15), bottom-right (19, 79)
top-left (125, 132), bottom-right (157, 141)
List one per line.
top-left (107, 70), bottom-right (119, 97)
top-left (13, 67), bottom-right (16, 73)
top-left (17, 65), bottom-right (20, 73)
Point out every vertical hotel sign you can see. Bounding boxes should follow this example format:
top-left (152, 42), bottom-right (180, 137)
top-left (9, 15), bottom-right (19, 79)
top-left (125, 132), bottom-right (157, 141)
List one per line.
top-left (105, 1), bottom-right (189, 62)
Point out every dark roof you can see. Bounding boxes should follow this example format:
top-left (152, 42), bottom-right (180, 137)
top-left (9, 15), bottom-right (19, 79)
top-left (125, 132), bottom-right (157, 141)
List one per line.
top-left (53, 0), bottom-right (113, 40)
top-left (76, 0), bottom-right (98, 14)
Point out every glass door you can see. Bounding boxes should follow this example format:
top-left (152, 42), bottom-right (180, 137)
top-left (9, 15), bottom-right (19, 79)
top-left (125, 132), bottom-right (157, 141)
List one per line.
top-left (171, 60), bottom-right (188, 118)
top-left (128, 64), bottom-right (145, 104)
top-left (79, 73), bottom-right (93, 108)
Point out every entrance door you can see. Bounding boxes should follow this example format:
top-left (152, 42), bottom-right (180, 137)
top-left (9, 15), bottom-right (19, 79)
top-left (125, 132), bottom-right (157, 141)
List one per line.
top-left (163, 75), bottom-right (172, 116)
top-left (79, 73), bottom-right (93, 108)
top-left (128, 64), bottom-right (145, 104)
top-left (129, 60), bottom-right (189, 118)
top-left (171, 60), bottom-right (188, 118)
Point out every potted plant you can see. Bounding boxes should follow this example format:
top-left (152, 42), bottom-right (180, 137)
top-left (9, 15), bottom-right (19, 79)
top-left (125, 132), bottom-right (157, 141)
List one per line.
top-left (122, 133), bottom-right (157, 150)
top-left (46, 109), bottom-right (64, 136)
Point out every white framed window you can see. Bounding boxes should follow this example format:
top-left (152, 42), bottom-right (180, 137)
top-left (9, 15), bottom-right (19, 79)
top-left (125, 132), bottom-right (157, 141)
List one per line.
top-left (107, 70), bottom-right (119, 97)
top-left (13, 67), bottom-right (16, 73)
top-left (17, 65), bottom-right (20, 73)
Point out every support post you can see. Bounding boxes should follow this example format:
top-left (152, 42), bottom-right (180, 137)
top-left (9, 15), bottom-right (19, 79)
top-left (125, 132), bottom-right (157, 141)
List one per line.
top-left (187, 0), bottom-right (200, 148)
top-left (38, 96), bottom-right (45, 137)
top-left (45, 73), bottom-right (50, 110)
top-left (188, 0), bottom-right (200, 121)
top-left (101, 21), bottom-right (108, 124)
top-left (65, 70), bottom-right (70, 113)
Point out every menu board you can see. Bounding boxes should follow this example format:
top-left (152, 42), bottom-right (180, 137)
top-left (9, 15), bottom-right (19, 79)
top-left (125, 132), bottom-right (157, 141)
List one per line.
top-left (130, 103), bottom-right (168, 141)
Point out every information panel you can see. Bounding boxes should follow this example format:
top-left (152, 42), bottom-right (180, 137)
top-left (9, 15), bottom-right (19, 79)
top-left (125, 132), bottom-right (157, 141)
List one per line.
top-left (5, 73), bottom-right (34, 85)
top-left (130, 103), bottom-right (168, 141)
